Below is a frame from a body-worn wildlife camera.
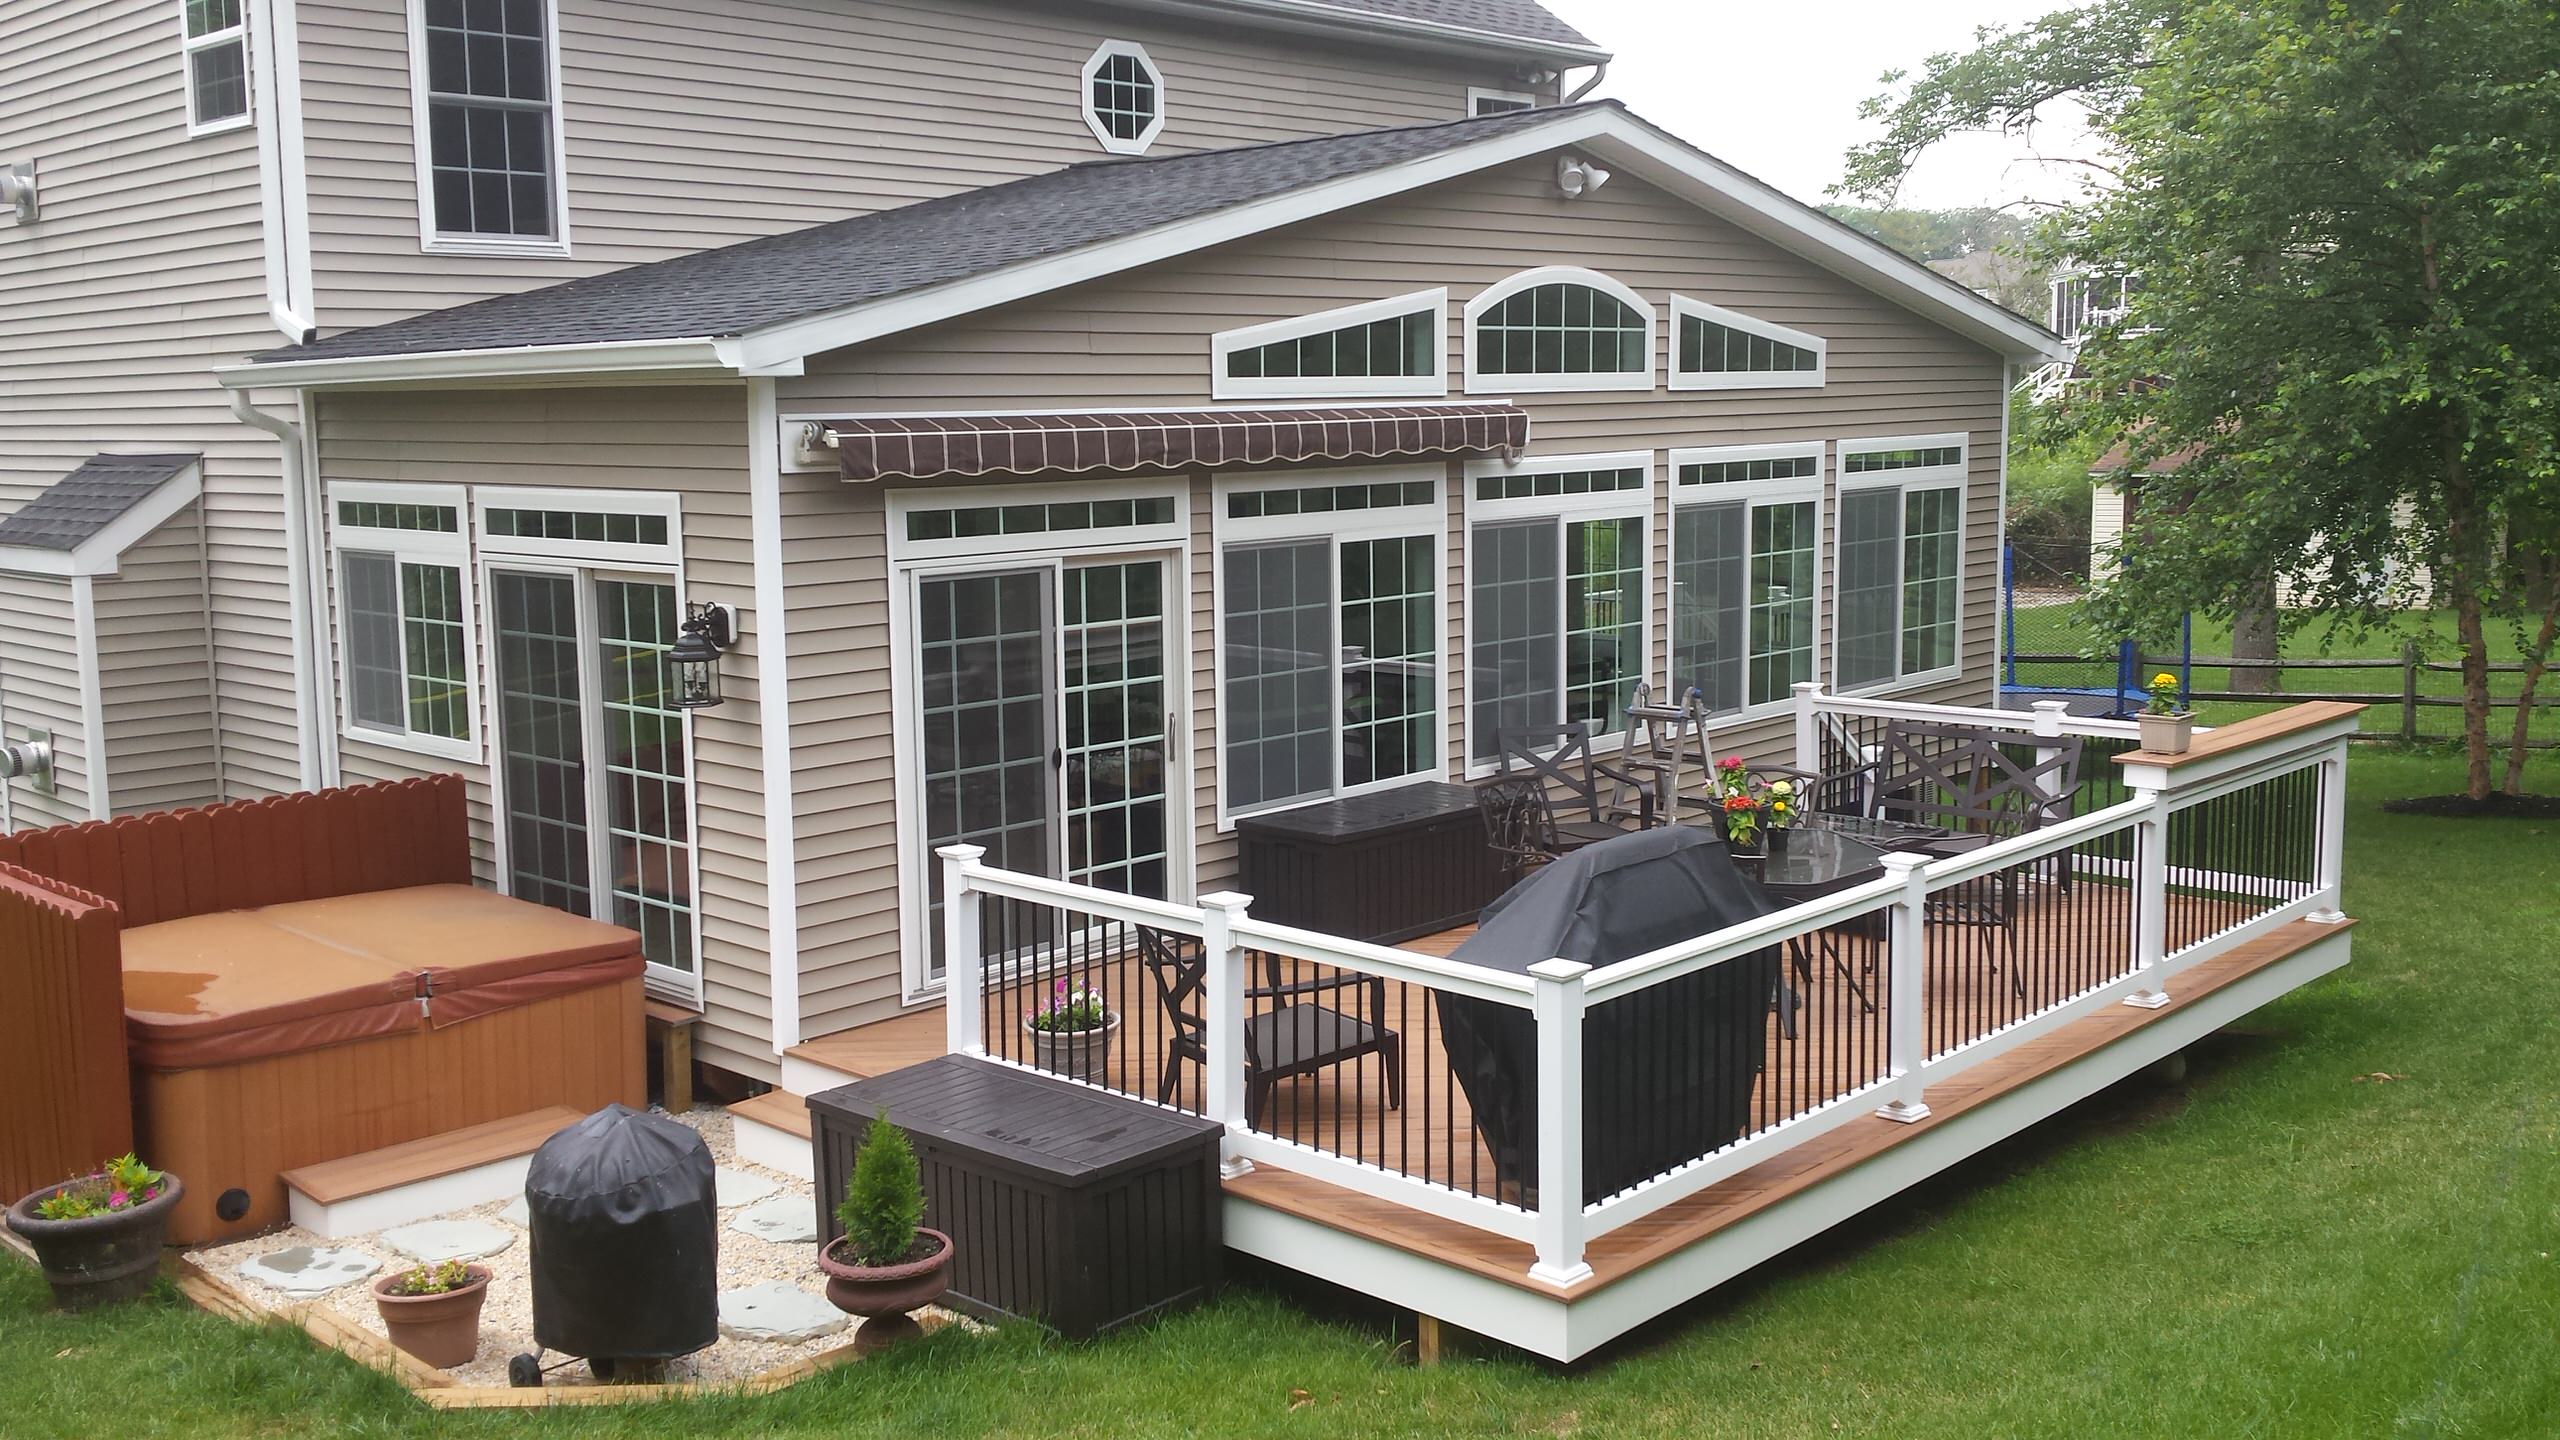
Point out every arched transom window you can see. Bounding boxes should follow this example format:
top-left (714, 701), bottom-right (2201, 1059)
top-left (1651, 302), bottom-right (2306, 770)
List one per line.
top-left (1464, 268), bottom-right (1656, 394)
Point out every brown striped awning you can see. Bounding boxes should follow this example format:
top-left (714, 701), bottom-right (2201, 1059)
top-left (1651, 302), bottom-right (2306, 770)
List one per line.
top-left (821, 403), bottom-right (1530, 483)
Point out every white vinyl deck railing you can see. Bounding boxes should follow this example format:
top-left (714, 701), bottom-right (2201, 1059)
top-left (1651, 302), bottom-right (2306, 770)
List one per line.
top-left (938, 692), bottom-right (2358, 1287)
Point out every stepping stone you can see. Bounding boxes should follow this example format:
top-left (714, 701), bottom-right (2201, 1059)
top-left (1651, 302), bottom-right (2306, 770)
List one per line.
top-left (238, 1245), bottom-right (379, 1297)
top-left (499, 1197), bottom-right (530, 1228)
top-left (380, 1218), bottom-right (514, 1264)
top-left (714, 1166), bottom-right (779, 1209)
top-left (718, 1281), bottom-right (845, 1343)
top-left (730, 1193), bottom-right (818, 1245)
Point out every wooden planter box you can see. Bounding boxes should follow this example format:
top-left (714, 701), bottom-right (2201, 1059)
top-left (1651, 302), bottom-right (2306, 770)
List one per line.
top-left (808, 1056), bottom-right (1225, 1340)
top-left (1235, 781), bottom-right (1504, 943)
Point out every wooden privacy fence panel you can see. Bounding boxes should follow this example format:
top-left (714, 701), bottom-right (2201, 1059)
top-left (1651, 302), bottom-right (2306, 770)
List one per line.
top-left (0, 864), bottom-right (131, 1204)
top-left (0, 775), bottom-right (471, 928)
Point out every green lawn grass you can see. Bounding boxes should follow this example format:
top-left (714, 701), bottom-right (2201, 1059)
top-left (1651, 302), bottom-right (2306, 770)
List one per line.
top-left (8, 748), bottom-right (2556, 1438)
top-left (2006, 606), bottom-right (2560, 745)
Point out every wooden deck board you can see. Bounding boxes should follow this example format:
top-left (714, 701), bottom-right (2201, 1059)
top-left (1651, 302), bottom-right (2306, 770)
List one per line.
top-left (278, 1106), bottom-right (584, 1205)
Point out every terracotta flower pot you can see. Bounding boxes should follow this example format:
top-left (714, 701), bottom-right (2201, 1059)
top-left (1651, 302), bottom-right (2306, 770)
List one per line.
top-left (5, 1175), bottom-right (183, 1312)
top-left (1025, 1011), bottom-right (1120, 1084)
top-left (2139, 711), bottom-right (2196, 754)
top-left (372, 1265), bottom-right (493, 1369)
top-left (820, 1229), bottom-right (952, 1352)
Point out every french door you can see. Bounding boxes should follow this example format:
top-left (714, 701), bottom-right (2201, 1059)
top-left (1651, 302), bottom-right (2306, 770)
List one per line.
top-left (907, 554), bottom-right (1179, 990)
top-left (489, 565), bottom-right (699, 996)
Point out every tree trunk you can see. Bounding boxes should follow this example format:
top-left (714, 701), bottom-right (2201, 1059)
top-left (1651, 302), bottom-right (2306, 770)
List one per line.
top-left (2504, 585), bottom-right (2559, 796)
top-left (2230, 581), bottom-right (2282, 694)
top-left (2439, 435), bottom-right (2495, 800)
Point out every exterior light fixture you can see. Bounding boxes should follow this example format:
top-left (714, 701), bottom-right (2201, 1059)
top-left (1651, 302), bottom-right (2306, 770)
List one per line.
top-left (666, 603), bottom-right (735, 710)
top-left (0, 161), bottom-right (36, 224)
top-left (1556, 155), bottom-right (1612, 200)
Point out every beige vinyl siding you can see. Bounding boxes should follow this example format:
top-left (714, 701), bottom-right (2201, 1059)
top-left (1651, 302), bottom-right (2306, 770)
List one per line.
top-left (0, 0), bottom-right (309, 817)
top-left (0, 572), bottom-right (92, 827)
top-left (776, 156), bottom-right (2009, 1027)
top-left (313, 385), bottom-right (781, 1079)
top-left (295, 0), bottom-right (1542, 330)
top-left (96, 516), bottom-right (224, 815)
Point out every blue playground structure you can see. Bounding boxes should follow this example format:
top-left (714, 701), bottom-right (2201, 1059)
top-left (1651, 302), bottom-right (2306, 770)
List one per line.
top-left (1999, 545), bottom-right (2192, 719)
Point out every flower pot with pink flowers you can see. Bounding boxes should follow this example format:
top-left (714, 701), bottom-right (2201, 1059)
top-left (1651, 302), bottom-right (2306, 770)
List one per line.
top-left (1025, 978), bottom-right (1119, 1084)
top-left (5, 1154), bottom-right (182, 1312)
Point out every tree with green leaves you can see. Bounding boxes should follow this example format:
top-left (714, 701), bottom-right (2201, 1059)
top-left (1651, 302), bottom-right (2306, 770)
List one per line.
top-left (1848, 0), bottom-right (2560, 799)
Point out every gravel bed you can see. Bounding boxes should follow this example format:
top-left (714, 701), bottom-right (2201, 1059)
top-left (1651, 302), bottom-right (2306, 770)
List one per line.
top-left (189, 1106), bottom-right (946, 1389)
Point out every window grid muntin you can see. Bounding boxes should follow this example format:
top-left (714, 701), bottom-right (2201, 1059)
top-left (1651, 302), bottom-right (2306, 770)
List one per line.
top-left (1678, 455), bottom-right (1819, 486)
top-left (1061, 561), bottom-right (1173, 900)
top-left (1224, 310), bottom-right (1437, 382)
top-left (905, 495), bottom-right (1177, 544)
top-left (1680, 316), bottom-right (1819, 374)
top-left (1749, 500), bottom-right (1820, 706)
top-left (1900, 486), bottom-right (1962, 674)
top-left (491, 569), bottom-right (593, 916)
top-left (1339, 534), bottom-right (1436, 789)
top-left (1844, 446), bottom-right (1964, 473)
top-left (1563, 516), bottom-right (1645, 735)
top-left (338, 500), bottom-right (461, 533)
top-left (1228, 479), bottom-right (1433, 520)
top-left (422, 0), bottom-right (556, 238)
top-left (184, 0), bottom-right (250, 129)
top-left (485, 507), bottom-right (670, 547)
top-left (1475, 283), bottom-right (1649, 377)
top-left (595, 577), bottom-right (697, 974)
top-left (1090, 51), bottom-right (1158, 140)
top-left (400, 562), bottom-right (471, 740)
top-left (1474, 466), bottom-right (1645, 503)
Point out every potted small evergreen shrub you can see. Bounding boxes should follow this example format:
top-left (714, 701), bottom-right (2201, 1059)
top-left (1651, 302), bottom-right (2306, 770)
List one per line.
top-left (1024, 978), bottom-right (1119, 1083)
top-left (5, 1154), bottom-right (182, 1312)
top-left (371, 1259), bottom-right (493, 1369)
top-left (818, 1109), bottom-right (951, 1352)
top-left (2139, 671), bottom-right (2197, 753)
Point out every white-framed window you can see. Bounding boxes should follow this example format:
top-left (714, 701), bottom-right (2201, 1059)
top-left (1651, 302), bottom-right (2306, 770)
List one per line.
top-left (1462, 451), bottom-right (1652, 768)
top-left (1670, 296), bottom-right (1827, 391)
top-left (890, 486), bottom-right (1186, 564)
top-left (182, 0), bottom-right (252, 134)
top-left (1081, 40), bottom-right (1165, 155)
top-left (1468, 87), bottom-right (1536, 116)
top-left (329, 483), bottom-right (479, 762)
top-left (1210, 289), bottom-right (1448, 401)
top-left (1668, 443), bottom-right (1825, 719)
top-left (409, 0), bottom-right (570, 253)
top-left (1464, 267), bottom-right (1656, 395)
top-left (1214, 469), bottom-right (1445, 822)
top-left (474, 485), bottom-right (699, 995)
top-left (1834, 435), bottom-right (1968, 692)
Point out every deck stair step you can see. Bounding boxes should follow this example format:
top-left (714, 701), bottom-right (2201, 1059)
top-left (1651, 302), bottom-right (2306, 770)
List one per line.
top-left (728, 1090), bottom-right (814, 1180)
top-left (280, 1106), bottom-right (582, 1239)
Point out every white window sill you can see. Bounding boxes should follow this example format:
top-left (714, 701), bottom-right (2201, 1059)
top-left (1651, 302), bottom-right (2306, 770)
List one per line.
top-left (341, 724), bottom-right (483, 766)
top-left (186, 114), bottom-right (253, 139)
top-left (422, 235), bottom-right (572, 259)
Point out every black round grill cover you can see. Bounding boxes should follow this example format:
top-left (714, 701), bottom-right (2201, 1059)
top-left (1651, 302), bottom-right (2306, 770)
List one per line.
top-left (526, 1104), bottom-right (718, 1360)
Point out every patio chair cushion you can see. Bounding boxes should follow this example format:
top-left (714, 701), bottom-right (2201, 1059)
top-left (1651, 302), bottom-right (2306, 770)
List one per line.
top-left (118, 884), bottom-right (642, 1069)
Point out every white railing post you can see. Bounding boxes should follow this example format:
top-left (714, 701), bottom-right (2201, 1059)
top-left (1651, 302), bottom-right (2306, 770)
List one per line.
top-left (1528, 958), bottom-right (1593, 1286)
top-left (1792, 681), bottom-right (1823, 775)
top-left (1198, 891), bottom-right (1256, 1179)
top-left (939, 844), bottom-right (988, 1056)
top-left (2308, 740), bottom-right (2350, 923)
top-left (1874, 852), bottom-right (1933, 1123)
top-left (2030, 700), bottom-right (2071, 826)
top-left (2125, 784), bottom-right (2172, 1007)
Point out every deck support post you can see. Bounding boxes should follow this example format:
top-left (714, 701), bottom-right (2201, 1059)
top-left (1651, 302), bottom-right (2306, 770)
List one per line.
top-left (939, 845), bottom-right (988, 1056)
top-left (1875, 853), bottom-right (1933, 1123)
top-left (1527, 958), bottom-right (1593, 1287)
top-left (2124, 787), bottom-right (2173, 1008)
top-left (2307, 740), bottom-right (2350, 924)
top-left (1199, 891), bottom-right (1257, 1179)
top-left (1414, 1313), bottom-right (1446, 1367)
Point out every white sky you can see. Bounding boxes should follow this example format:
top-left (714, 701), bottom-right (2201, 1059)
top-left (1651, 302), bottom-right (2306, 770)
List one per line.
top-left (1539, 0), bottom-right (2101, 211)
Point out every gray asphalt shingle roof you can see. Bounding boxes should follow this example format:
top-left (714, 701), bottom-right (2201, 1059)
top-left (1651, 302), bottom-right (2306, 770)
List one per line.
top-left (1315, 0), bottom-right (1594, 47)
top-left (0, 454), bottom-right (198, 552)
top-left (253, 102), bottom-right (1605, 366)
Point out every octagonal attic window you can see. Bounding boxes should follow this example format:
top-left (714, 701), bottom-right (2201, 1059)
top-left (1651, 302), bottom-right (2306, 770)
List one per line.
top-left (1082, 41), bottom-right (1165, 155)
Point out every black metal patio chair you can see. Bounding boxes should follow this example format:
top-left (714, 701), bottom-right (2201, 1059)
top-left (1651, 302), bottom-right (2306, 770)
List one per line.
top-left (1137, 925), bottom-right (1403, 1128)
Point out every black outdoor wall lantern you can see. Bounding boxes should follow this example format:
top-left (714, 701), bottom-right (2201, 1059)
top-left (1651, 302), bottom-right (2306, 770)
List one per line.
top-left (667, 602), bottom-right (735, 710)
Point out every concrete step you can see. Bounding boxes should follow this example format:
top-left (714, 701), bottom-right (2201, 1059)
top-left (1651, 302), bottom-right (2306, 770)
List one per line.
top-left (279, 1106), bottom-right (581, 1239)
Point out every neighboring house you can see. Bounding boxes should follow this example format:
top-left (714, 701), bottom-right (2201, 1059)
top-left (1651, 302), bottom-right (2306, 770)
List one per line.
top-left (0, 0), bottom-right (2065, 1083)
top-left (2090, 444), bottom-right (2433, 606)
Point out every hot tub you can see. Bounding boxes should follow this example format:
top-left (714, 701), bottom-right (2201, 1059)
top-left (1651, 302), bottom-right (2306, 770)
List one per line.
top-left (120, 884), bottom-right (646, 1243)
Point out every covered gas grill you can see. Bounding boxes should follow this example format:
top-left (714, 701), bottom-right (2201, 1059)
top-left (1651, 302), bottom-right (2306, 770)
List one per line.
top-left (1441, 827), bottom-right (1782, 1205)
top-left (508, 1104), bottom-right (718, 1385)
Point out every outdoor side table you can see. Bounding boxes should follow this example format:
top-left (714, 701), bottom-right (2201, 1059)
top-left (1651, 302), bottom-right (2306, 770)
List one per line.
top-left (1234, 781), bottom-right (1506, 943)
top-left (807, 1056), bottom-right (1226, 1339)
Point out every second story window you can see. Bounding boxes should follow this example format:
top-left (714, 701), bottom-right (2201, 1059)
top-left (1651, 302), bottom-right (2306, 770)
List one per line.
top-left (1468, 88), bottom-right (1536, 116)
top-left (1081, 41), bottom-right (1165, 155)
top-left (183, 0), bottom-right (251, 134)
top-left (415, 0), bottom-right (564, 247)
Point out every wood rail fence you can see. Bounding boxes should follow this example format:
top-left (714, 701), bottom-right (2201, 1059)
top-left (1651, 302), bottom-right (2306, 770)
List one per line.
top-left (2008, 647), bottom-right (2559, 748)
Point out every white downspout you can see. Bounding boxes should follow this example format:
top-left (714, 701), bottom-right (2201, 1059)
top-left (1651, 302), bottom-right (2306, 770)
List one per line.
top-left (1565, 61), bottom-right (1610, 103)
top-left (228, 389), bottom-right (327, 791)
top-left (747, 378), bottom-right (804, 1052)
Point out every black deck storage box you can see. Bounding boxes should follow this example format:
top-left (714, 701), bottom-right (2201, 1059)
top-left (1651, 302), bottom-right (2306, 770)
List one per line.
top-left (1234, 780), bottom-right (1504, 943)
top-left (808, 1056), bottom-right (1225, 1339)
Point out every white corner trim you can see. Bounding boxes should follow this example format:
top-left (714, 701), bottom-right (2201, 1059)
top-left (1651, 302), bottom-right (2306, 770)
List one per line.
top-left (70, 575), bottom-right (109, 819)
top-left (1462, 265), bottom-right (1657, 396)
top-left (1667, 295), bottom-right (1827, 391)
top-left (1081, 39), bottom-right (1167, 156)
top-left (747, 378), bottom-right (804, 1053)
top-left (1209, 288), bottom-right (1449, 401)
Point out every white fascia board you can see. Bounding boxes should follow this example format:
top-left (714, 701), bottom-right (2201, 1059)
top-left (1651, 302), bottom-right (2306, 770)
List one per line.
top-left (0, 463), bottom-right (207, 579)
top-left (1109, 0), bottom-right (1610, 65)
top-left (214, 338), bottom-right (744, 390)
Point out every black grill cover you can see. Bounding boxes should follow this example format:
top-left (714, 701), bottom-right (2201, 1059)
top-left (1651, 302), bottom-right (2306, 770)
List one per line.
top-left (1441, 827), bottom-right (1782, 1205)
top-left (526, 1104), bottom-right (718, 1360)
